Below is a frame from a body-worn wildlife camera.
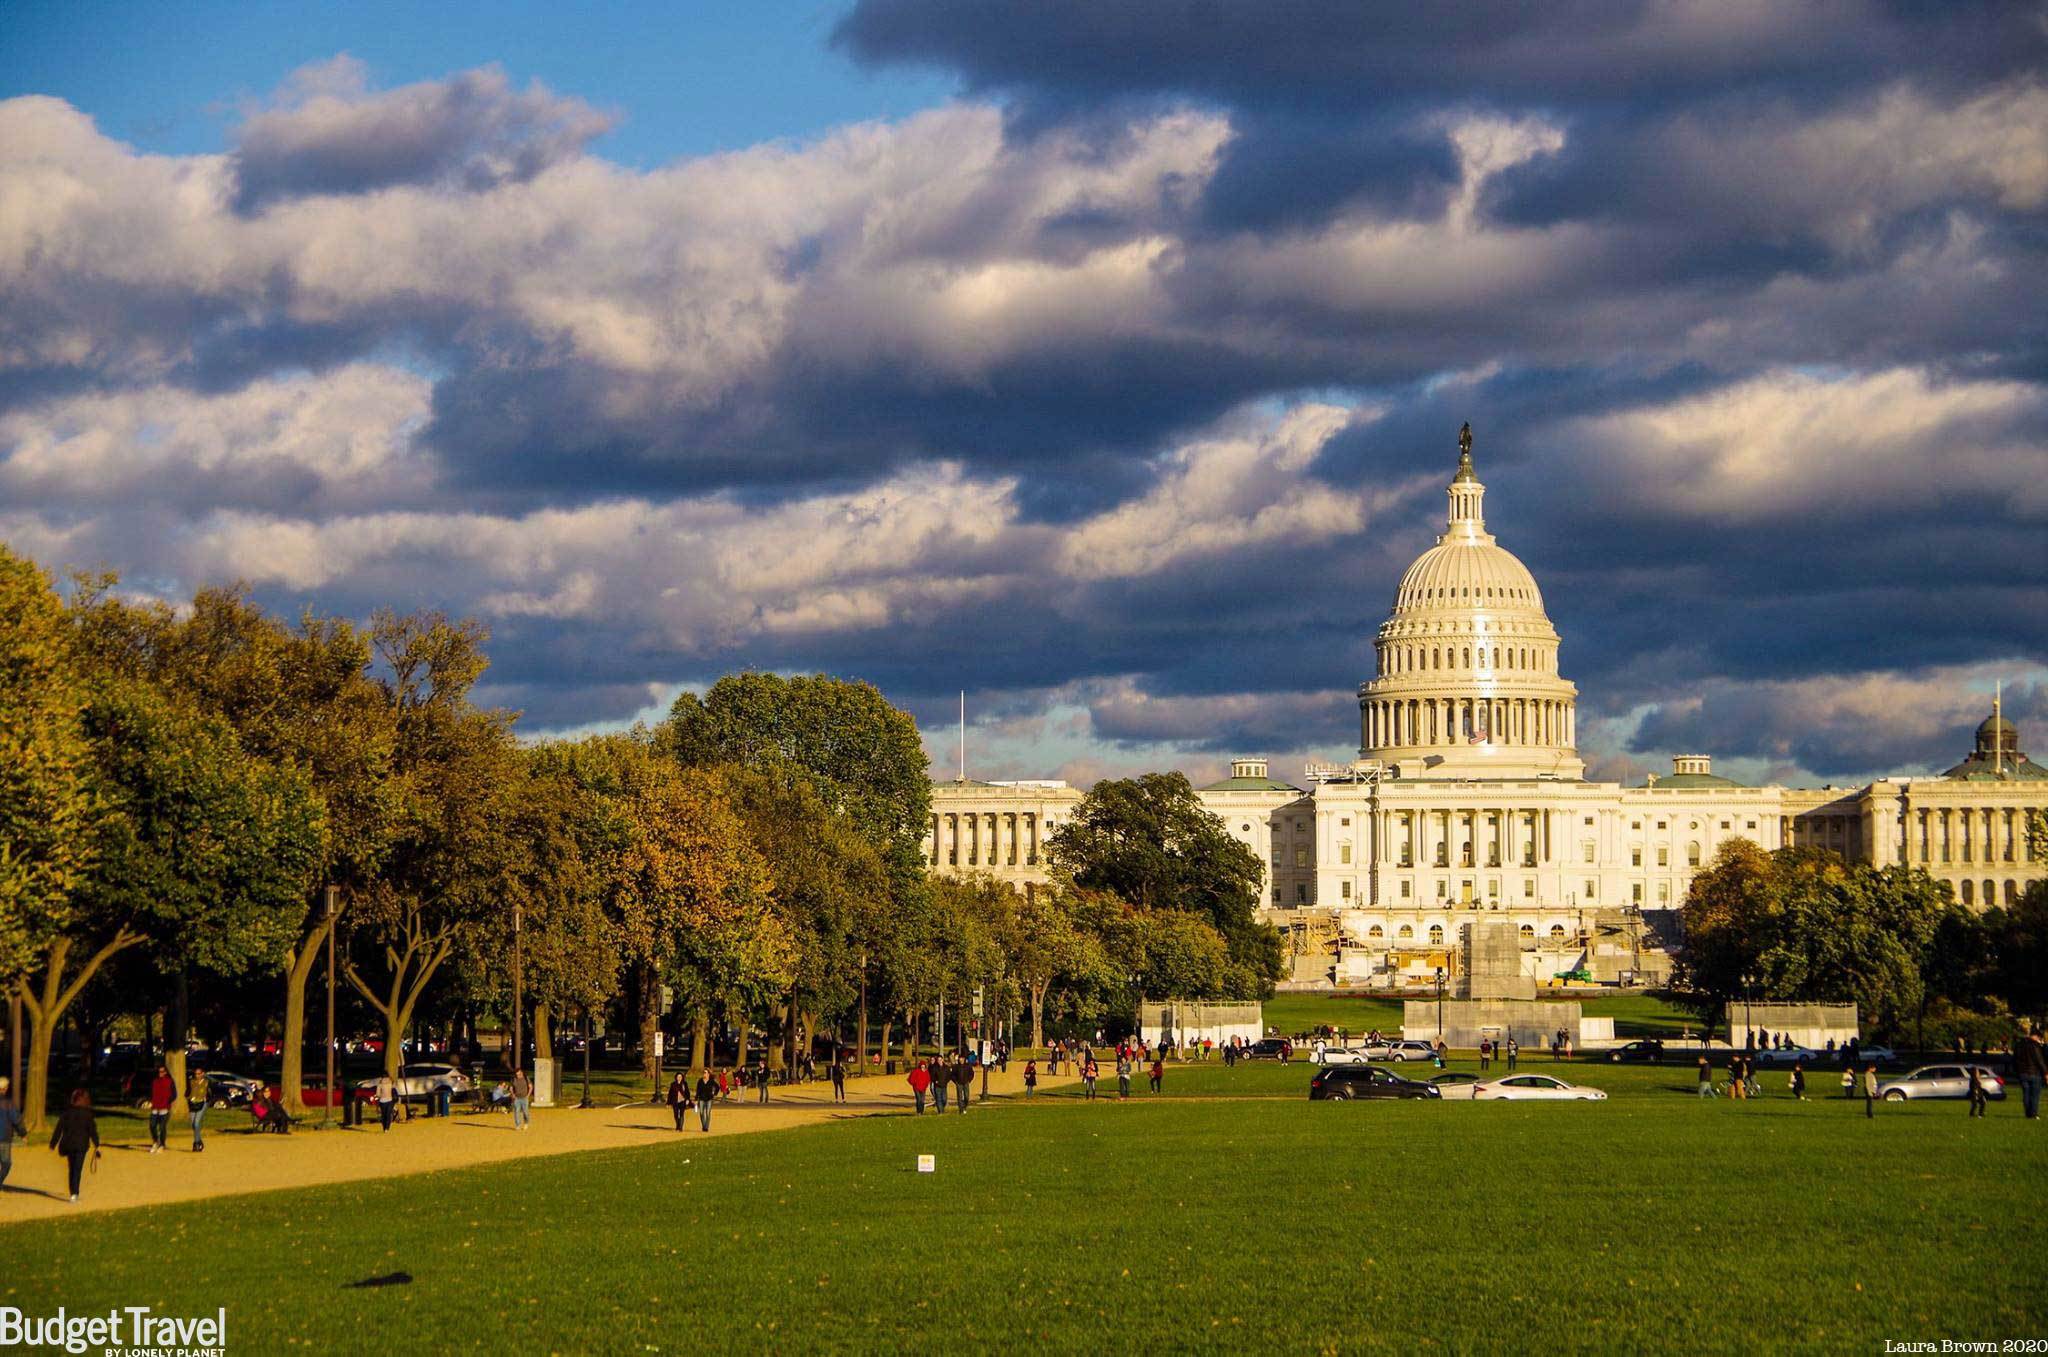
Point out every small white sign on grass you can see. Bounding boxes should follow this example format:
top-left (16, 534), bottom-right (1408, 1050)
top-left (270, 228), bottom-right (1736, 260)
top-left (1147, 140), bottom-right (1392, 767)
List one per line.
top-left (916, 1154), bottom-right (935, 1173)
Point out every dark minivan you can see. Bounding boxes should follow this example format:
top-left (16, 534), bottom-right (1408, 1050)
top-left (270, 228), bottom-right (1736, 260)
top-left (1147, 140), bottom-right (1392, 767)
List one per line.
top-left (1308, 1065), bottom-right (1442, 1101)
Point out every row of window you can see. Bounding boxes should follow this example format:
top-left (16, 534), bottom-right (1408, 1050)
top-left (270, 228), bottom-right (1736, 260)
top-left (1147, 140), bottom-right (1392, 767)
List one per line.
top-left (1381, 642), bottom-right (1549, 675)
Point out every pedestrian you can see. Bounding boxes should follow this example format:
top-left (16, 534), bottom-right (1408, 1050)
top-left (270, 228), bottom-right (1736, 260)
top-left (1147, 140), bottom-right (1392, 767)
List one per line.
top-left (907, 1061), bottom-right (931, 1114)
top-left (1116, 1053), bottom-right (1132, 1100)
top-left (1083, 1057), bottom-right (1099, 1100)
top-left (375, 1072), bottom-right (397, 1131)
top-left (1506, 1037), bottom-right (1519, 1071)
top-left (49, 1087), bottom-right (100, 1204)
top-left (1863, 1063), bottom-right (1879, 1119)
top-left (717, 1067), bottom-right (731, 1102)
top-left (1024, 1059), bottom-right (1038, 1098)
top-left (1697, 1056), bottom-right (1713, 1098)
top-left (509, 1067), bottom-right (532, 1130)
top-left (187, 1067), bottom-right (209, 1151)
top-left (2014, 1025), bottom-right (2046, 1120)
top-left (1149, 1056), bottom-right (1163, 1093)
top-left (694, 1069), bottom-right (717, 1132)
top-left (1433, 1039), bottom-right (1447, 1069)
top-left (1479, 1039), bottom-right (1491, 1071)
top-left (1728, 1055), bottom-right (1745, 1100)
top-left (931, 1060), bottom-right (949, 1113)
top-left (1790, 1062), bottom-right (1806, 1102)
top-left (1967, 1064), bottom-right (1989, 1119)
top-left (147, 1064), bottom-right (174, 1153)
top-left (1840, 1067), bottom-right (1855, 1099)
top-left (0, 1077), bottom-right (24, 1190)
top-left (755, 1056), bottom-right (770, 1104)
top-left (667, 1072), bottom-right (689, 1131)
top-left (830, 1054), bottom-right (847, 1104)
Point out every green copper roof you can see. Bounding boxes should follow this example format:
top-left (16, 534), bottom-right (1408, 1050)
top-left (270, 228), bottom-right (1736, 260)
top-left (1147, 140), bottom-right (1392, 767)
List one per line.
top-left (1198, 775), bottom-right (1303, 793)
top-left (1642, 771), bottom-right (1748, 789)
top-left (1942, 754), bottom-right (2048, 782)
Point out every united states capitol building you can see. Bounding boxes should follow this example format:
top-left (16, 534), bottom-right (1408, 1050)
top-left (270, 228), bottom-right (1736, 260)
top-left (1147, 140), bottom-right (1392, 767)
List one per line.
top-left (926, 429), bottom-right (2047, 989)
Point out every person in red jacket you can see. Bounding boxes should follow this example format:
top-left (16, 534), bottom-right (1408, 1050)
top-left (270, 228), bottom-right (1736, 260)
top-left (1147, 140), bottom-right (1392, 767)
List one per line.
top-left (147, 1065), bottom-right (175, 1154)
top-left (906, 1061), bottom-right (932, 1115)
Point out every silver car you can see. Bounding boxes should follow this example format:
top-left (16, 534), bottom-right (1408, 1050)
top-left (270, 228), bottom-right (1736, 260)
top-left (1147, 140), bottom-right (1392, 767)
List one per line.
top-left (356, 1062), bottom-right (475, 1103)
top-left (1876, 1065), bottom-right (2005, 1101)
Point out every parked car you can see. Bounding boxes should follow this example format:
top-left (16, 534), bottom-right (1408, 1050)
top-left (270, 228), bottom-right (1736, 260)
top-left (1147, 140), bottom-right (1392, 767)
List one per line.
top-left (1314, 1045), bottom-right (1374, 1067)
top-left (201, 1072), bottom-right (265, 1109)
top-left (1243, 1038), bottom-right (1294, 1062)
top-left (1309, 1065), bottom-right (1442, 1101)
top-left (1472, 1074), bottom-right (1607, 1101)
top-left (1752, 1046), bottom-right (1821, 1066)
top-left (354, 1063), bottom-right (475, 1104)
top-left (1846, 1045), bottom-right (1897, 1065)
top-left (1606, 1040), bottom-right (1666, 1063)
top-left (1385, 1040), bottom-right (1438, 1062)
top-left (1876, 1065), bottom-right (2005, 1102)
top-left (1430, 1072), bottom-right (1483, 1100)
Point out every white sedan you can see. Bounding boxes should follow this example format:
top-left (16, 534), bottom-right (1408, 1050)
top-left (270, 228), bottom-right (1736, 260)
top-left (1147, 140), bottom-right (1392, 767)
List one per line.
top-left (1472, 1074), bottom-right (1607, 1101)
top-left (1314, 1045), bottom-right (1376, 1066)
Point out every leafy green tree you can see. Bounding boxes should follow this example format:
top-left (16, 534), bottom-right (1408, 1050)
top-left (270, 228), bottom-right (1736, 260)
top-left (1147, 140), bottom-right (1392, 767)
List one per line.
top-left (1047, 772), bottom-right (1283, 993)
top-left (0, 548), bottom-right (95, 995)
top-left (20, 680), bottom-right (323, 1127)
top-left (1673, 840), bottom-right (1781, 1036)
top-left (665, 673), bottom-right (931, 881)
top-left (344, 612), bottom-right (514, 1078)
top-left (1982, 877), bottom-right (2048, 1021)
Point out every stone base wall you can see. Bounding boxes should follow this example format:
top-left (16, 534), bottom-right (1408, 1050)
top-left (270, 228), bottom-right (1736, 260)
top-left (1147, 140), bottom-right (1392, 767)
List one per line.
top-left (1404, 998), bottom-right (1585, 1048)
top-left (1720, 1002), bottom-right (1860, 1048)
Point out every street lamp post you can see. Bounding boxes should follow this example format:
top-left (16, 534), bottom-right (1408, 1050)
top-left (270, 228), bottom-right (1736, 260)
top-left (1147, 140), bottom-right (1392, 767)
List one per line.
top-left (323, 885), bottom-right (338, 1129)
top-left (1435, 966), bottom-right (1446, 1043)
top-left (1743, 973), bottom-right (1755, 1051)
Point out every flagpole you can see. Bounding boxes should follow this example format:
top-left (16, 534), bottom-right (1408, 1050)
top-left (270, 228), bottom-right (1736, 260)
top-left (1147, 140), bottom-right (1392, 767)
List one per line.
top-left (1995, 681), bottom-right (2003, 777)
top-left (959, 690), bottom-right (966, 782)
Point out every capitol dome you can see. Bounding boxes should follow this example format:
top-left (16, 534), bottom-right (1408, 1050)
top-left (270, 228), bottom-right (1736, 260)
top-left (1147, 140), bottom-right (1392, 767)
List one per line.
top-left (1358, 425), bottom-right (1583, 779)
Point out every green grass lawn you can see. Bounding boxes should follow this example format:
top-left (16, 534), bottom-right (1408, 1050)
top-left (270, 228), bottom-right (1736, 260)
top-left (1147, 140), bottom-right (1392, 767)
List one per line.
top-left (5, 1068), bottom-right (2040, 1352)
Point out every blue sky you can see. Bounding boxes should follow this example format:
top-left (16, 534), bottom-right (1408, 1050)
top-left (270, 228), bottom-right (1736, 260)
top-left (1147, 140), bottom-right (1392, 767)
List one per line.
top-left (0, 2), bottom-right (956, 164)
top-left (1, 1), bottom-right (2043, 789)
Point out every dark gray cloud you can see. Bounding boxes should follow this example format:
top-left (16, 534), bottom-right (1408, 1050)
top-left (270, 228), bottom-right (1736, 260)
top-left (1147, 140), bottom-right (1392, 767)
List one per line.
top-left (231, 58), bottom-right (613, 211)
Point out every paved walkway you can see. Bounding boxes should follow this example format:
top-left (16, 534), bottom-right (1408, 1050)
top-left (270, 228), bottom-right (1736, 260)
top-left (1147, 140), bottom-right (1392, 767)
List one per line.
top-left (0, 1066), bottom-right (1069, 1222)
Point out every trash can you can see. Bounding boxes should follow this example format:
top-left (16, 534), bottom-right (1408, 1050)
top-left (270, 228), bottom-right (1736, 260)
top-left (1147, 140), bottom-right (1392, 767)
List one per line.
top-left (886, 1059), bottom-right (897, 1076)
top-left (435, 1084), bottom-right (451, 1118)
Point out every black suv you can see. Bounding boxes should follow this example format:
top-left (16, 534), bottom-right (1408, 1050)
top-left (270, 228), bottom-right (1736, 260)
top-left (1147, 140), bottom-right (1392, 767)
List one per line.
top-left (1606, 1040), bottom-right (1667, 1063)
top-left (1308, 1065), bottom-right (1442, 1101)
top-left (1243, 1037), bottom-right (1295, 1062)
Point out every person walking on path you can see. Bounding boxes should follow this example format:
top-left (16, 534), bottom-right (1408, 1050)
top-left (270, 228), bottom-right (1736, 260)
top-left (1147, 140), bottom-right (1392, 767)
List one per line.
top-left (1023, 1059), bottom-right (1037, 1098)
top-left (931, 1060), bottom-right (949, 1113)
top-left (1841, 1067), bottom-right (1855, 1100)
top-left (1083, 1057), bottom-right (1099, 1100)
top-left (375, 1073), bottom-right (397, 1130)
top-left (509, 1067), bottom-right (532, 1130)
top-left (907, 1061), bottom-right (931, 1114)
top-left (667, 1072), bottom-right (689, 1131)
top-left (49, 1088), bottom-right (100, 1204)
top-left (1116, 1053), bottom-right (1132, 1100)
top-left (1697, 1056), bottom-right (1714, 1098)
top-left (954, 1058), bottom-right (973, 1114)
top-left (1506, 1037), bottom-right (1519, 1071)
top-left (2014, 1025), bottom-right (2046, 1120)
top-left (0, 1077), bottom-right (25, 1190)
top-left (830, 1054), bottom-right (846, 1104)
top-left (1862, 1063), bottom-right (1879, 1119)
top-left (1149, 1056), bottom-right (1163, 1093)
top-left (694, 1070), bottom-right (717, 1132)
top-left (1789, 1062), bottom-right (1806, 1102)
top-left (186, 1068), bottom-right (209, 1150)
top-left (1967, 1064), bottom-right (1989, 1119)
top-left (147, 1064), bottom-right (174, 1153)
top-left (754, 1057), bottom-right (770, 1104)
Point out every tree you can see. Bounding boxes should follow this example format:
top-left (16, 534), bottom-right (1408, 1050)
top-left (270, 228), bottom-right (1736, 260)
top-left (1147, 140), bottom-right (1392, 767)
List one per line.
top-left (71, 583), bottom-right (401, 1114)
top-left (19, 680), bottom-right (323, 1128)
top-left (665, 673), bottom-right (931, 881)
top-left (542, 735), bottom-right (791, 1082)
top-left (1672, 840), bottom-right (1779, 1036)
top-left (344, 612), bottom-right (511, 1078)
top-left (0, 548), bottom-right (95, 993)
top-left (1047, 772), bottom-right (1283, 993)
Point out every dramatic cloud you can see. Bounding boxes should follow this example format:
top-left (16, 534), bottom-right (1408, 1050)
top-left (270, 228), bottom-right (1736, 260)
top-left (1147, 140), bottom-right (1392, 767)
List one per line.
top-left (2, 23), bottom-right (2044, 782)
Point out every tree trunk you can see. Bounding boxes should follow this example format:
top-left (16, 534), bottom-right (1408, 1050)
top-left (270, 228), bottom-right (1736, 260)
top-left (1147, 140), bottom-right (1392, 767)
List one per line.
top-left (636, 964), bottom-right (660, 1083)
top-left (690, 1008), bottom-right (709, 1077)
top-left (534, 1003), bottom-right (554, 1064)
top-left (857, 984), bottom-right (869, 1071)
top-left (1031, 981), bottom-right (1048, 1050)
top-left (15, 930), bottom-right (143, 1133)
top-left (877, 1020), bottom-right (892, 1073)
top-left (279, 911), bottom-right (336, 1118)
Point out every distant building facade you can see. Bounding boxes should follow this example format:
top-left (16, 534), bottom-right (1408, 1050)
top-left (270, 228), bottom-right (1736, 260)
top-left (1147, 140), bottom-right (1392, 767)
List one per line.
top-left (927, 430), bottom-right (2047, 985)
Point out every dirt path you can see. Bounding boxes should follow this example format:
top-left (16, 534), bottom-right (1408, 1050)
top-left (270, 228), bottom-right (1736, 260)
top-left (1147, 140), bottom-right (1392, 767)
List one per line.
top-left (0, 1066), bottom-right (1070, 1223)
